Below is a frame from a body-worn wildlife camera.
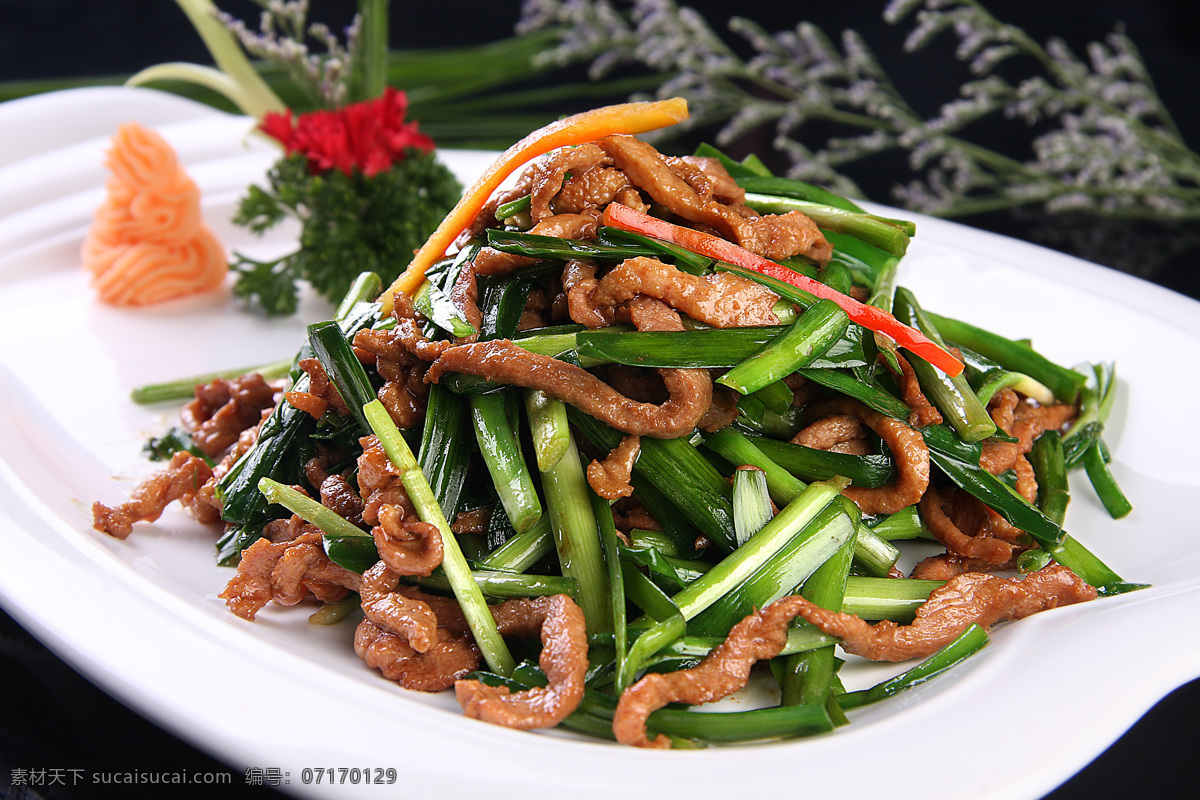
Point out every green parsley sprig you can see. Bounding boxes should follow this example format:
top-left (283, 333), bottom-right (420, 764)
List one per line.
top-left (229, 150), bottom-right (460, 315)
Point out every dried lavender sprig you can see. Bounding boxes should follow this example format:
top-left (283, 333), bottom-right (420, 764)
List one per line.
top-left (216, 0), bottom-right (362, 109)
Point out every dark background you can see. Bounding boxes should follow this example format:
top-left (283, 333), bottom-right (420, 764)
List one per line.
top-left (1, 2), bottom-right (1198, 798)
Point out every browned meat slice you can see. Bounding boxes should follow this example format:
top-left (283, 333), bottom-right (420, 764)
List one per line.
top-left (612, 497), bottom-right (661, 533)
top-left (733, 211), bottom-right (835, 264)
top-left (553, 166), bottom-right (643, 215)
top-left (355, 435), bottom-right (416, 526)
top-left (451, 506), bottom-right (491, 536)
top-left (921, 452), bottom-right (1039, 565)
top-left (663, 156), bottom-right (745, 203)
top-left (447, 258), bottom-right (483, 335)
top-left (527, 142), bottom-right (612, 222)
top-left (430, 285), bottom-right (712, 439)
top-left (182, 373), bottom-right (278, 458)
top-left (920, 483), bottom-right (1017, 565)
top-left (283, 389), bottom-right (328, 420)
top-left (373, 504), bottom-right (443, 577)
top-left (792, 413), bottom-right (871, 454)
top-left (910, 552), bottom-right (1019, 580)
top-left (353, 292), bottom-right (452, 364)
top-left (261, 514), bottom-right (318, 544)
top-left (427, 339), bottom-right (711, 439)
top-left (563, 259), bottom-right (606, 328)
top-left (319, 473), bottom-right (365, 526)
top-left (980, 389), bottom-right (1076, 474)
top-left (598, 135), bottom-right (831, 264)
top-left (351, 297), bottom-right (439, 429)
top-left (791, 564), bottom-right (1096, 662)
top-left (586, 257), bottom-right (781, 329)
top-left (186, 416), bottom-right (266, 525)
top-left (358, 561), bottom-right (441, 653)
top-left (698, 384), bottom-right (741, 432)
top-left (455, 594), bottom-right (589, 730)
top-left (285, 357), bottom-right (352, 421)
top-left (219, 531), bottom-right (362, 621)
top-left (92, 451), bottom-right (214, 539)
top-left (375, 365), bottom-right (430, 430)
top-left (612, 595), bottom-right (811, 748)
top-left (355, 617), bottom-right (481, 693)
top-left (798, 398), bottom-right (930, 514)
top-left (891, 353), bottom-right (943, 428)
top-left (357, 581), bottom-right (598, 694)
top-left (473, 212), bottom-right (602, 276)
top-left (586, 434), bottom-right (641, 500)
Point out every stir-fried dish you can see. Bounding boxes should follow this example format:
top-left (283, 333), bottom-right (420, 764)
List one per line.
top-left (92, 100), bottom-right (1136, 747)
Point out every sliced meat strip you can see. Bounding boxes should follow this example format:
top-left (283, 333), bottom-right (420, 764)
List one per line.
top-left (563, 259), bottom-right (606, 328)
top-left (588, 257), bottom-right (780, 329)
top-left (891, 353), bottom-right (943, 428)
top-left (320, 473), bottom-right (365, 527)
top-left (553, 166), bottom-right (641, 215)
top-left (353, 292), bottom-right (452, 364)
top-left (448, 258), bottom-right (482, 334)
top-left (598, 135), bottom-right (831, 264)
top-left (791, 564), bottom-right (1096, 662)
top-left (219, 531), bottom-right (362, 621)
top-left (287, 356), bottom-right (355, 422)
top-left (455, 594), bottom-right (589, 730)
top-left (358, 561), bottom-right (441, 653)
top-left (528, 142), bottom-right (611, 222)
top-left (663, 155), bottom-right (745, 203)
top-left (612, 595), bottom-right (811, 748)
top-left (355, 434), bottom-right (417, 526)
top-left (427, 340), bottom-right (710, 438)
top-left (732, 211), bottom-right (835, 265)
top-left (300, 357), bottom-right (350, 417)
top-left (355, 618), bottom-right (480, 693)
top-left (91, 451), bottom-right (214, 539)
top-left (181, 373), bottom-right (279, 458)
top-left (373, 504), bottom-right (444, 577)
top-left (800, 397), bottom-right (930, 514)
top-left (980, 389), bottom-right (1076, 475)
top-left (981, 454), bottom-right (1040, 544)
top-left (910, 552), bottom-right (1020, 580)
top-left (268, 531), bottom-right (361, 607)
top-left (187, 417), bottom-right (265, 524)
top-left (473, 211), bottom-right (602, 276)
top-left (431, 288), bottom-right (711, 439)
top-left (262, 514), bottom-right (318, 544)
top-left (698, 384), bottom-right (741, 433)
top-left (586, 434), bottom-right (641, 500)
top-left (792, 413), bottom-right (871, 454)
top-left (921, 450), bottom-right (1040, 565)
top-left (451, 506), bottom-right (491, 536)
top-left (284, 389), bottom-right (328, 420)
top-left (920, 483), bottom-right (1016, 565)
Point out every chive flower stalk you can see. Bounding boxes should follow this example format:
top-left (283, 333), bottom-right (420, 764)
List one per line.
top-left (470, 391), bottom-right (543, 535)
top-left (670, 477), bottom-right (849, 622)
top-left (364, 399), bottom-right (515, 676)
top-left (539, 406), bottom-right (613, 634)
top-left (717, 299), bottom-right (849, 397)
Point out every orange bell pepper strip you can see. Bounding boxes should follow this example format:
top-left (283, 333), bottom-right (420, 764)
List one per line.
top-left (601, 202), bottom-right (965, 377)
top-left (381, 97), bottom-right (690, 313)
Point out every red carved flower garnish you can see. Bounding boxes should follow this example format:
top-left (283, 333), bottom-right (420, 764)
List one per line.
top-left (260, 87), bottom-right (436, 177)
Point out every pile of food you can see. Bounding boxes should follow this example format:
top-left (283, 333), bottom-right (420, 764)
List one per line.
top-left (91, 99), bottom-right (1135, 747)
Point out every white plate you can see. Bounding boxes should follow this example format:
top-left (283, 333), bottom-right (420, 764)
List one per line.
top-left (2, 86), bottom-right (1199, 800)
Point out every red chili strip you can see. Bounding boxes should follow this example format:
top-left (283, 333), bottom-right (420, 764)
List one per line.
top-left (601, 202), bottom-right (964, 377)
